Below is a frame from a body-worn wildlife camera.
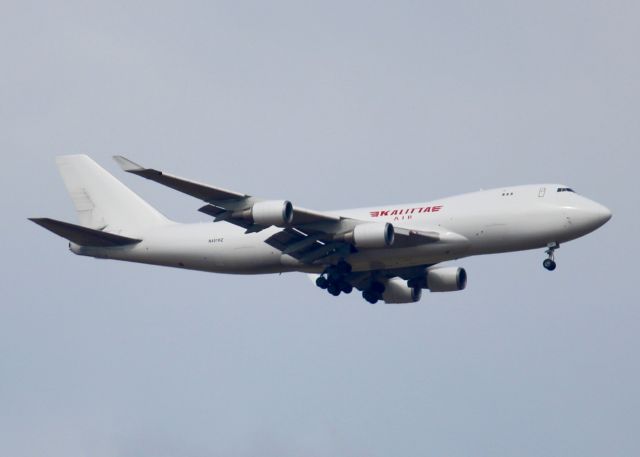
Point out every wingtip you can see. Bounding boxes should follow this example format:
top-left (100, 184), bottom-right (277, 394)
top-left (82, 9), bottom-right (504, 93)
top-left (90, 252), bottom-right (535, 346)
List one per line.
top-left (113, 155), bottom-right (144, 172)
top-left (28, 217), bottom-right (50, 228)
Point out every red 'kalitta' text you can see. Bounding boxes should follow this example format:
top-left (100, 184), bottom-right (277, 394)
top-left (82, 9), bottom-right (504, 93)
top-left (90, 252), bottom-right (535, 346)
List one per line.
top-left (370, 205), bottom-right (443, 218)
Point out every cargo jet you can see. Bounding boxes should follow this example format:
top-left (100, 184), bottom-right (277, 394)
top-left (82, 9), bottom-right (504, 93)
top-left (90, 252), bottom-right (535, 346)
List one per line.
top-left (30, 155), bottom-right (611, 304)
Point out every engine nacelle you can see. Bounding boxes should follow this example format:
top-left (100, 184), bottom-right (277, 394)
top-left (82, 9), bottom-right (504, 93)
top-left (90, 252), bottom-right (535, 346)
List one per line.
top-left (251, 200), bottom-right (293, 226)
top-left (381, 277), bottom-right (422, 304)
top-left (426, 266), bottom-right (467, 292)
top-left (341, 223), bottom-right (394, 248)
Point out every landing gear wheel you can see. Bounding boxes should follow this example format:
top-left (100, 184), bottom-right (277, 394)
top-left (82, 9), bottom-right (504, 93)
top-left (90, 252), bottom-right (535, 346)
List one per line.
top-left (543, 259), bottom-right (557, 271)
top-left (315, 276), bottom-right (329, 289)
top-left (327, 283), bottom-right (341, 296)
top-left (362, 290), bottom-right (379, 304)
top-left (339, 282), bottom-right (353, 294)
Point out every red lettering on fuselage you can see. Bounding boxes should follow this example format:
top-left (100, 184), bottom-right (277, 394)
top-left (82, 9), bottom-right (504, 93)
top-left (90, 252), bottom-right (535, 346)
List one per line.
top-left (369, 205), bottom-right (444, 218)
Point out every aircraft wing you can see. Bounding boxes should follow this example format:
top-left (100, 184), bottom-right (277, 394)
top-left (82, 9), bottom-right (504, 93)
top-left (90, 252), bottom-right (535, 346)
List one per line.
top-left (113, 156), bottom-right (448, 264)
top-left (113, 156), bottom-right (339, 227)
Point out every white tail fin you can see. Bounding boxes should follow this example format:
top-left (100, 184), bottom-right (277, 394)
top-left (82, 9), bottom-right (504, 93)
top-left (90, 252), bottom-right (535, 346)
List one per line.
top-left (56, 155), bottom-right (170, 236)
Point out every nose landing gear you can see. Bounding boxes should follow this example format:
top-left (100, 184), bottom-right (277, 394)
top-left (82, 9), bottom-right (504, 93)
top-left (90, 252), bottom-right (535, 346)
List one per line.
top-left (543, 242), bottom-right (559, 271)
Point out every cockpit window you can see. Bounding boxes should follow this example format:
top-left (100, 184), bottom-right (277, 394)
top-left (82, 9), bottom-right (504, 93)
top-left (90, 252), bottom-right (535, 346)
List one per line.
top-left (556, 187), bottom-right (575, 193)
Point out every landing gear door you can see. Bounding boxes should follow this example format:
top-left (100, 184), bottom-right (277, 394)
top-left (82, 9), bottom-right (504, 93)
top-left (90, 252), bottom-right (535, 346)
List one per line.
top-left (538, 187), bottom-right (546, 198)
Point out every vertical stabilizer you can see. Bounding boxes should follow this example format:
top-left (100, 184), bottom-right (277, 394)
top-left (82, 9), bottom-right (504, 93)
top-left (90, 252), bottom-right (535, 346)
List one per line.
top-left (55, 155), bottom-right (170, 236)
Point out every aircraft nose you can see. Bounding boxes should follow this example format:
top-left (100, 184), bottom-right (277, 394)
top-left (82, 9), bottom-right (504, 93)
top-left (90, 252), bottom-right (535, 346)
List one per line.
top-left (566, 200), bottom-right (612, 234)
top-left (591, 202), bottom-right (612, 226)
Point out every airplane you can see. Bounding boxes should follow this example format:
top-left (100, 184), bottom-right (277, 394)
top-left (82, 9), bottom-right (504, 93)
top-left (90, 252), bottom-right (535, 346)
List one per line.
top-left (30, 155), bottom-right (612, 304)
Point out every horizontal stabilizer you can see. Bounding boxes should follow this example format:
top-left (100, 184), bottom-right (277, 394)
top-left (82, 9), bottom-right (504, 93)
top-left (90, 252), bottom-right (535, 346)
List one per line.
top-left (29, 218), bottom-right (142, 247)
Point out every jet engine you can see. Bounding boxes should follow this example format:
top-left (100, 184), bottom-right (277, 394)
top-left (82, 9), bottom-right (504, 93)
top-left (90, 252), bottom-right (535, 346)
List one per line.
top-left (235, 200), bottom-right (293, 226)
top-left (426, 266), bottom-right (467, 292)
top-left (339, 222), bottom-right (395, 248)
top-left (381, 277), bottom-right (422, 304)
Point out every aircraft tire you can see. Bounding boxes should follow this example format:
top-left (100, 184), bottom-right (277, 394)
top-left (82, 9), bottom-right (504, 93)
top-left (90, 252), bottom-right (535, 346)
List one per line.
top-left (328, 283), bottom-right (341, 296)
top-left (340, 282), bottom-right (353, 294)
top-left (363, 290), bottom-right (378, 304)
top-left (316, 276), bottom-right (329, 289)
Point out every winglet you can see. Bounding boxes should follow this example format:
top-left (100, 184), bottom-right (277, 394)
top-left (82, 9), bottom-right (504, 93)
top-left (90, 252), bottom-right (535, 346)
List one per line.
top-left (113, 155), bottom-right (145, 172)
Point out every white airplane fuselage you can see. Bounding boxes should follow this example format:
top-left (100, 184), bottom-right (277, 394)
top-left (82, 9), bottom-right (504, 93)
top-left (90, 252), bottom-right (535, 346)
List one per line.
top-left (71, 183), bottom-right (611, 275)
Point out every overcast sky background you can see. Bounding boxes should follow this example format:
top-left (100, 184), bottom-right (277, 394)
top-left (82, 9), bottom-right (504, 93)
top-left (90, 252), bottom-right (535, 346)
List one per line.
top-left (2, 1), bottom-right (639, 456)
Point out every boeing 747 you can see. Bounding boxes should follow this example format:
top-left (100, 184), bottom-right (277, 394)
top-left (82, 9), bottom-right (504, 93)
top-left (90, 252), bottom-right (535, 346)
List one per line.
top-left (30, 155), bottom-right (611, 303)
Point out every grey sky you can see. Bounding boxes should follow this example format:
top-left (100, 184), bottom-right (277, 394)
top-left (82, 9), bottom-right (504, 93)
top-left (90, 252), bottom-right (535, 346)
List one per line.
top-left (2, 1), bottom-right (639, 456)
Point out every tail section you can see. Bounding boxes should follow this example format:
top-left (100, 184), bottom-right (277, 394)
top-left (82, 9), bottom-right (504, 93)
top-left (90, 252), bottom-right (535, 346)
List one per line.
top-left (55, 155), bottom-right (170, 236)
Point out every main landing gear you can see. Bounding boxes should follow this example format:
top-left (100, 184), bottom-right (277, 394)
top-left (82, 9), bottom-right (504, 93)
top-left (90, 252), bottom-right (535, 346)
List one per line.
top-left (316, 260), bottom-right (353, 297)
top-left (315, 260), bottom-right (386, 304)
top-left (362, 281), bottom-right (385, 304)
top-left (543, 242), bottom-right (559, 271)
